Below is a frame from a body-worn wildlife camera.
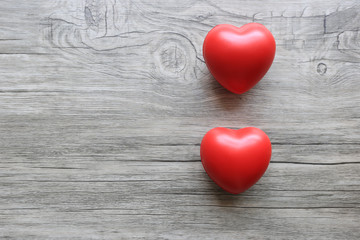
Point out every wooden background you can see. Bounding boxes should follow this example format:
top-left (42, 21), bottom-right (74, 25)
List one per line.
top-left (0, 0), bottom-right (359, 239)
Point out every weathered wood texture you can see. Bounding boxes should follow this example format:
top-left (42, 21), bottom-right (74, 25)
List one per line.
top-left (0, 0), bottom-right (359, 239)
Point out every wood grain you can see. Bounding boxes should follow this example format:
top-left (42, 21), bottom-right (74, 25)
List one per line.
top-left (0, 0), bottom-right (359, 239)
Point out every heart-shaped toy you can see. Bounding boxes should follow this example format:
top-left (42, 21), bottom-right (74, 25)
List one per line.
top-left (200, 127), bottom-right (272, 194)
top-left (203, 23), bottom-right (276, 94)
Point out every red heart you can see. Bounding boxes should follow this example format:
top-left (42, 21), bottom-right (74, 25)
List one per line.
top-left (203, 23), bottom-right (276, 94)
top-left (200, 127), bottom-right (272, 194)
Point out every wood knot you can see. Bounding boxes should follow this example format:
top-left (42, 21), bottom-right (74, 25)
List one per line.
top-left (152, 33), bottom-right (196, 82)
top-left (317, 63), bottom-right (327, 75)
top-left (158, 41), bottom-right (186, 75)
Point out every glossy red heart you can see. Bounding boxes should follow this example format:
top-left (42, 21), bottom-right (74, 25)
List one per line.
top-left (200, 127), bottom-right (272, 194)
top-left (203, 23), bottom-right (276, 94)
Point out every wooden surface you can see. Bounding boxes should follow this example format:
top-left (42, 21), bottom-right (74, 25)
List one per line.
top-left (0, 0), bottom-right (359, 239)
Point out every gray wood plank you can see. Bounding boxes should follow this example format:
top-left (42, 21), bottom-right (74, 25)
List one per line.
top-left (0, 0), bottom-right (359, 239)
